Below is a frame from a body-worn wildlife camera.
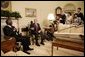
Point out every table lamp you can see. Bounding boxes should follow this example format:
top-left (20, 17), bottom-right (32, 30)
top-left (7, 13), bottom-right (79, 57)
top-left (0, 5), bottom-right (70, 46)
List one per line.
top-left (47, 13), bottom-right (55, 23)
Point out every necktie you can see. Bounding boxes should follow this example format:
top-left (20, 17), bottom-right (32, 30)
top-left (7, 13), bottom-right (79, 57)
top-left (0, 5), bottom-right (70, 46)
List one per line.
top-left (35, 23), bottom-right (38, 32)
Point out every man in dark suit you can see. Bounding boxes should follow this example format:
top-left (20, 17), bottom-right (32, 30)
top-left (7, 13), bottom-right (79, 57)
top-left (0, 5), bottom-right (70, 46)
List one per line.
top-left (3, 19), bottom-right (33, 54)
top-left (76, 8), bottom-right (84, 22)
top-left (29, 21), bottom-right (34, 37)
top-left (31, 19), bottom-right (44, 46)
top-left (60, 13), bottom-right (66, 24)
top-left (29, 21), bottom-right (35, 45)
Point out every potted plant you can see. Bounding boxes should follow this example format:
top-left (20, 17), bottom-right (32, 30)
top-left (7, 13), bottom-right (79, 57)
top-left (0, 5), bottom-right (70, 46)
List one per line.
top-left (1, 10), bottom-right (22, 19)
top-left (1, 10), bottom-right (11, 19)
top-left (10, 11), bottom-right (22, 19)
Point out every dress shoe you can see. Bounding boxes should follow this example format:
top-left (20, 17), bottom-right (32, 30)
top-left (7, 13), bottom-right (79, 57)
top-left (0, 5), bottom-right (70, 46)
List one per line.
top-left (28, 48), bottom-right (34, 50)
top-left (24, 51), bottom-right (30, 54)
top-left (36, 44), bottom-right (40, 46)
top-left (40, 43), bottom-right (45, 45)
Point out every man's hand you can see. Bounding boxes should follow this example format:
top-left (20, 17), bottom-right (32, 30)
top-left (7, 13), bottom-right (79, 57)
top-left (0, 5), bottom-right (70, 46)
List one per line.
top-left (38, 30), bottom-right (41, 33)
top-left (13, 28), bottom-right (17, 31)
top-left (31, 27), bottom-right (34, 30)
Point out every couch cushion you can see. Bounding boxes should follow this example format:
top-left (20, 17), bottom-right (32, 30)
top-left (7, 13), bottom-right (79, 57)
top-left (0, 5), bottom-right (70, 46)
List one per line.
top-left (54, 32), bottom-right (84, 44)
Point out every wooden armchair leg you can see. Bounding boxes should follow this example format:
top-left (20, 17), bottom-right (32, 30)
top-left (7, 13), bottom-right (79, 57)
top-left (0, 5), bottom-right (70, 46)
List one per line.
top-left (51, 43), bottom-right (53, 56)
top-left (57, 46), bottom-right (58, 50)
top-left (32, 38), bottom-right (34, 45)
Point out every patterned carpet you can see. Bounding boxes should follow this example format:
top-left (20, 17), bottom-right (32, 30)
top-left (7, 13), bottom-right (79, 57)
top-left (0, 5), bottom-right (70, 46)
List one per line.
top-left (2, 40), bottom-right (84, 56)
top-left (1, 41), bottom-right (84, 56)
top-left (29, 41), bottom-right (84, 56)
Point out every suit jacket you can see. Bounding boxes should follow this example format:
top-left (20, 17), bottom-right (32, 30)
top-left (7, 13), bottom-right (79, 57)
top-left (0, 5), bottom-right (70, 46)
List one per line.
top-left (33, 23), bottom-right (41, 34)
top-left (76, 12), bottom-right (84, 21)
top-left (3, 25), bottom-right (16, 37)
top-left (60, 14), bottom-right (66, 24)
top-left (29, 23), bottom-right (34, 34)
top-left (3, 25), bottom-right (31, 46)
top-left (3, 25), bottom-right (21, 41)
top-left (61, 14), bottom-right (66, 21)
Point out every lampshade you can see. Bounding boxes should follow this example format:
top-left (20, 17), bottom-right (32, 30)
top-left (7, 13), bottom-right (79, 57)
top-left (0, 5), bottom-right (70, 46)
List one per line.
top-left (47, 13), bottom-right (55, 21)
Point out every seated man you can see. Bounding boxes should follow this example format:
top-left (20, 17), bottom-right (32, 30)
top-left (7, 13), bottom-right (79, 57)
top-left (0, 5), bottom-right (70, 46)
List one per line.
top-left (30, 19), bottom-right (45, 46)
top-left (73, 13), bottom-right (82, 26)
top-left (47, 25), bottom-right (55, 41)
top-left (29, 21), bottom-right (35, 45)
top-left (3, 18), bottom-right (33, 54)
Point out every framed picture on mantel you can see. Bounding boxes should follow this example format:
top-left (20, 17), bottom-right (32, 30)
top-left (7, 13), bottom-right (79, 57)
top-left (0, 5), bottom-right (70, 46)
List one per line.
top-left (25, 8), bottom-right (36, 17)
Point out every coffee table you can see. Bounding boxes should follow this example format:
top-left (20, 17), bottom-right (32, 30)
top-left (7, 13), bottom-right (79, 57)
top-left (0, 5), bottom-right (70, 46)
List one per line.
top-left (51, 39), bottom-right (84, 56)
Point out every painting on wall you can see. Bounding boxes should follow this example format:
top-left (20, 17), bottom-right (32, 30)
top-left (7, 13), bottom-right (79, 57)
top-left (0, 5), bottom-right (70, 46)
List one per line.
top-left (1, 1), bottom-right (12, 11)
top-left (25, 8), bottom-right (36, 17)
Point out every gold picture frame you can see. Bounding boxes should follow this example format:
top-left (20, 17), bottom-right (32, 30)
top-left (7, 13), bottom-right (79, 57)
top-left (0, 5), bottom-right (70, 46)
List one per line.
top-left (25, 8), bottom-right (36, 17)
top-left (1, 1), bottom-right (12, 11)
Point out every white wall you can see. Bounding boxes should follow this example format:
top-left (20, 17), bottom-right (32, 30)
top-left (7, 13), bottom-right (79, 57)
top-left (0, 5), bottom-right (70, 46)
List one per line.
top-left (11, 1), bottom-right (84, 33)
